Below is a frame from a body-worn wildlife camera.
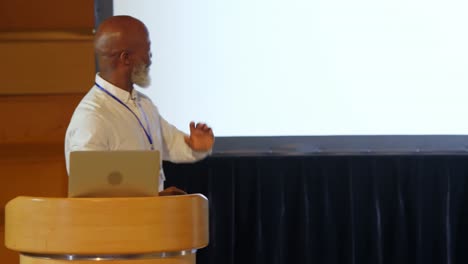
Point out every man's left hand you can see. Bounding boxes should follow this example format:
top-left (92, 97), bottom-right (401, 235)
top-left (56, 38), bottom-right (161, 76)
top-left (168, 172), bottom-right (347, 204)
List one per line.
top-left (184, 121), bottom-right (215, 151)
top-left (159, 186), bottom-right (187, 196)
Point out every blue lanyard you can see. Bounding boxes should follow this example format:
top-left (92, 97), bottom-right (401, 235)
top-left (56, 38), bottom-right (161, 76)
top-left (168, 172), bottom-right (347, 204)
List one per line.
top-left (95, 82), bottom-right (153, 149)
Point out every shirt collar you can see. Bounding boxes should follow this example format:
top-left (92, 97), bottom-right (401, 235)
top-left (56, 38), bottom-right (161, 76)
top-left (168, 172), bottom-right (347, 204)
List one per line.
top-left (95, 73), bottom-right (139, 103)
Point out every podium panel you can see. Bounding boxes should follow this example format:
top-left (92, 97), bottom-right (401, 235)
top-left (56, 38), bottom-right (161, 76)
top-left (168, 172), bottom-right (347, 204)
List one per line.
top-left (5, 195), bottom-right (208, 264)
top-left (19, 253), bottom-right (195, 264)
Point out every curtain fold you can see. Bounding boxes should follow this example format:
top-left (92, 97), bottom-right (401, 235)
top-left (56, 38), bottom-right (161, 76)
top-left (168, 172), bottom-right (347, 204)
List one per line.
top-left (164, 156), bottom-right (468, 264)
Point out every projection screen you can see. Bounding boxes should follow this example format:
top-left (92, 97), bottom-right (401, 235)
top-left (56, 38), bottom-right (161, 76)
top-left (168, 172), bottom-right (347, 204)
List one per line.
top-left (94, 0), bottom-right (468, 155)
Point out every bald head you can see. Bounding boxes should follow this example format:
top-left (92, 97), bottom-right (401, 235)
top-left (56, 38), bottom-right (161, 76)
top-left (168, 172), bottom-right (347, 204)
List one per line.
top-left (95, 16), bottom-right (148, 57)
top-left (94, 16), bottom-right (152, 90)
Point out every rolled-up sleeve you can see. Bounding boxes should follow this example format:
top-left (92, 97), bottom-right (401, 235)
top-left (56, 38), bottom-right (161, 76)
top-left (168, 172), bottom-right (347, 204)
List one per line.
top-left (159, 115), bottom-right (211, 163)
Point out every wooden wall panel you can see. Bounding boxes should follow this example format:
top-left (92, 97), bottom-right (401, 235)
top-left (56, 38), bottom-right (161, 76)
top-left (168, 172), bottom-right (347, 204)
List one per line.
top-left (0, 144), bottom-right (68, 264)
top-left (0, 32), bottom-right (95, 94)
top-left (0, 0), bottom-right (95, 263)
top-left (0, 228), bottom-right (17, 264)
top-left (0, 144), bottom-right (68, 222)
top-left (0, 95), bottom-right (84, 263)
top-left (0, 94), bottom-right (85, 144)
top-left (0, 0), bottom-right (94, 30)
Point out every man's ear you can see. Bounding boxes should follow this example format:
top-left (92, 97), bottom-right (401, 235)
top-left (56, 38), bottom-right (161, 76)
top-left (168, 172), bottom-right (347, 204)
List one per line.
top-left (119, 51), bottom-right (131, 65)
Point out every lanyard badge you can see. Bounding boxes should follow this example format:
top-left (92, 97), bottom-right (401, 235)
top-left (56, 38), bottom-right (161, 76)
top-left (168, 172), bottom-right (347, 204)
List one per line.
top-left (95, 82), bottom-right (154, 150)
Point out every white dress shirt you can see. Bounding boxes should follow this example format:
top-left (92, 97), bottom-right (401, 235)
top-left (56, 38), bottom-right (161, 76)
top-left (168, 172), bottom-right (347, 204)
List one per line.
top-left (65, 74), bottom-right (210, 190)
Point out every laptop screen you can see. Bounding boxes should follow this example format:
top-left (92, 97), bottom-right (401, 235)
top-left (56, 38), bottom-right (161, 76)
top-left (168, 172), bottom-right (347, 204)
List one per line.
top-left (68, 151), bottom-right (160, 197)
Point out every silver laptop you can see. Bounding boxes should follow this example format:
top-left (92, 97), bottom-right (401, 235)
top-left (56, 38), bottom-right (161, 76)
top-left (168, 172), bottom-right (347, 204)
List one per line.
top-left (68, 151), bottom-right (160, 198)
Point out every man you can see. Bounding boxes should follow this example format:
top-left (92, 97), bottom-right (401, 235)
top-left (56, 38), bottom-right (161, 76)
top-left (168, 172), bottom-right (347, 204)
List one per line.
top-left (65, 15), bottom-right (214, 193)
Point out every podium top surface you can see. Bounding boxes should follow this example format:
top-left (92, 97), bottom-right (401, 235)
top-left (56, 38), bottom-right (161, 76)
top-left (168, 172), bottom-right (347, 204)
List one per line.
top-left (5, 194), bottom-right (209, 255)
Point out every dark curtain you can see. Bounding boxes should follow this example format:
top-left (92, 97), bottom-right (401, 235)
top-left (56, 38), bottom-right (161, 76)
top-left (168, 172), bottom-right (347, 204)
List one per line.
top-left (164, 156), bottom-right (468, 264)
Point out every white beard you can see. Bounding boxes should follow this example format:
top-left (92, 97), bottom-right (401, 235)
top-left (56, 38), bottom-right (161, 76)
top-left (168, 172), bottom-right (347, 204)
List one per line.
top-left (131, 63), bottom-right (151, 88)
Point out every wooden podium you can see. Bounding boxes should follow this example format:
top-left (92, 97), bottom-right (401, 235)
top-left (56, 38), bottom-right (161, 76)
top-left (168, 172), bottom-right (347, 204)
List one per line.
top-left (4, 195), bottom-right (209, 264)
